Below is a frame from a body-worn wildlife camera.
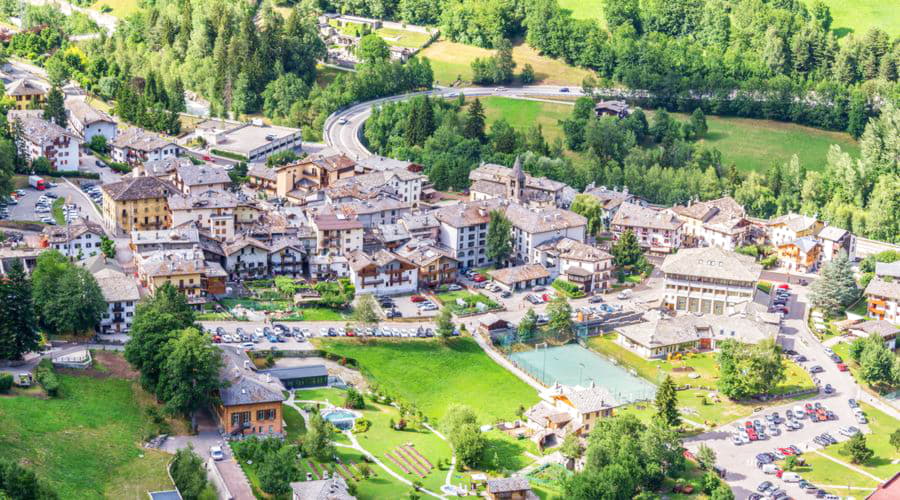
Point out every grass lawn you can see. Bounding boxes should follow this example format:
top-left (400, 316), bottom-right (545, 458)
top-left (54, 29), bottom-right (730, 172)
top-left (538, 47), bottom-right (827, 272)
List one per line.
top-left (434, 290), bottom-right (500, 314)
top-left (420, 39), bottom-right (594, 86)
top-left (51, 197), bottom-right (65, 225)
top-left (313, 338), bottom-right (539, 422)
top-left (845, 298), bottom-right (870, 318)
top-left (558, 0), bottom-right (606, 25)
top-left (294, 387), bottom-right (348, 406)
top-left (91, 0), bottom-right (141, 18)
top-left (478, 97), bottom-right (572, 144)
top-left (791, 453), bottom-right (879, 489)
top-left (283, 404), bottom-right (307, 443)
top-left (316, 64), bottom-right (351, 88)
top-left (801, 0), bottom-right (899, 38)
top-left (0, 370), bottom-right (174, 498)
top-left (375, 27), bottom-right (432, 49)
top-left (820, 403), bottom-right (900, 481)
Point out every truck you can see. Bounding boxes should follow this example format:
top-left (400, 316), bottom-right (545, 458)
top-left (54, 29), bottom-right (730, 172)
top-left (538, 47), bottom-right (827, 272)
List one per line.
top-left (28, 176), bottom-right (46, 190)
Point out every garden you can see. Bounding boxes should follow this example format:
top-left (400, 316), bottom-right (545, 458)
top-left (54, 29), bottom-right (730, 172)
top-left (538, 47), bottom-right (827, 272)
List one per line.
top-left (215, 278), bottom-right (354, 321)
top-left (434, 290), bottom-right (501, 315)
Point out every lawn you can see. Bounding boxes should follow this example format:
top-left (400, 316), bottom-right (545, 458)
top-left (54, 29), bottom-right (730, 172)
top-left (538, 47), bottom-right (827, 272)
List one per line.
top-left (478, 97), bottom-right (572, 144)
top-left (558, 0), bottom-right (606, 25)
top-left (0, 369), bottom-right (174, 498)
top-left (91, 0), bottom-right (141, 18)
top-left (294, 387), bottom-right (348, 406)
top-left (316, 64), bottom-right (351, 88)
top-left (820, 403), bottom-right (900, 481)
top-left (790, 453), bottom-right (880, 489)
top-left (420, 39), bottom-right (595, 86)
top-left (375, 27), bottom-right (433, 49)
top-left (283, 404), bottom-right (307, 443)
top-left (51, 197), bottom-right (65, 225)
top-left (287, 306), bottom-right (348, 321)
top-left (313, 337), bottom-right (539, 422)
top-left (434, 290), bottom-right (500, 314)
top-left (801, 0), bottom-right (899, 38)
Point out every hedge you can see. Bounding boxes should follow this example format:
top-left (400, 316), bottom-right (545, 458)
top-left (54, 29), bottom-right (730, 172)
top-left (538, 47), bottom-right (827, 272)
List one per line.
top-left (35, 359), bottom-right (59, 397)
top-left (211, 149), bottom-right (248, 162)
top-left (0, 373), bottom-right (12, 393)
top-left (552, 278), bottom-right (585, 299)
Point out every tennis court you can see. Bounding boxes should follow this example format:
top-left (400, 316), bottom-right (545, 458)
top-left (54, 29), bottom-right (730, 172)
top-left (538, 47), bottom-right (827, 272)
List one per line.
top-left (509, 344), bottom-right (657, 403)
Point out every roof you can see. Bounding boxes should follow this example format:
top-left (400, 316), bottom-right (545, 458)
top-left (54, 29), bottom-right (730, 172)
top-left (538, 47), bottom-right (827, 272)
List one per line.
top-left (617, 310), bottom-right (779, 349)
top-left (875, 262), bottom-right (900, 279)
top-left (433, 199), bottom-right (499, 228)
top-left (434, 199), bottom-right (586, 233)
top-left (223, 235), bottom-right (269, 256)
top-left (487, 477), bottom-right (531, 494)
top-left (206, 122), bottom-right (301, 157)
top-left (864, 278), bottom-right (900, 301)
top-left (6, 78), bottom-right (45, 97)
top-left (612, 202), bottom-right (682, 231)
top-left (290, 153), bottom-right (356, 173)
top-left (346, 249), bottom-right (412, 272)
top-left (131, 226), bottom-right (200, 247)
top-left (396, 239), bottom-right (455, 266)
top-left (768, 213), bottom-right (820, 234)
top-left (534, 237), bottom-right (612, 263)
top-left (169, 189), bottom-right (248, 212)
top-left (148, 491), bottom-right (182, 500)
top-left (43, 218), bottom-right (104, 243)
top-left (660, 247), bottom-right (762, 283)
top-left (248, 163), bottom-right (277, 182)
top-left (94, 268), bottom-right (141, 302)
top-left (65, 98), bottom-right (114, 127)
top-left (290, 476), bottom-right (356, 500)
top-left (791, 236), bottom-right (820, 253)
top-left (140, 249), bottom-right (227, 278)
top-left (175, 163), bottom-right (231, 187)
top-left (400, 213), bottom-right (439, 232)
top-left (469, 163), bottom-right (566, 193)
top-left (671, 197), bottom-right (747, 234)
top-left (111, 127), bottom-right (175, 152)
top-left (101, 176), bottom-right (176, 201)
top-left (491, 264), bottom-right (550, 285)
top-left (850, 320), bottom-right (900, 339)
top-left (584, 186), bottom-right (635, 210)
top-left (11, 114), bottom-right (78, 145)
top-left (337, 196), bottom-right (410, 218)
top-left (594, 100), bottom-right (629, 113)
top-left (219, 376), bottom-right (284, 406)
top-left (313, 214), bottom-right (363, 231)
top-left (867, 471), bottom-right (900, 500)
top-left (561, 383), bottom-right (620, 412)
top-left (817, 225), bottom-right (849, 242)
top-left (139, 157), bottom-right (194, 178)
top-left (263, 365), bottom-right (328, 380)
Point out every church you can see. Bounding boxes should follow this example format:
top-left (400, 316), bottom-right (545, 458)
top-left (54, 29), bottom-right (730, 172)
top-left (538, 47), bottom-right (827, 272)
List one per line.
top-left (468, 157), bottom-right (574, 208)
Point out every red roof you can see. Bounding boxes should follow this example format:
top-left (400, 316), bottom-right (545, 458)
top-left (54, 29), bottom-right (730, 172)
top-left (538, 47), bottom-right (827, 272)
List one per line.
top-left (868, 472), bottom-right (900, 500)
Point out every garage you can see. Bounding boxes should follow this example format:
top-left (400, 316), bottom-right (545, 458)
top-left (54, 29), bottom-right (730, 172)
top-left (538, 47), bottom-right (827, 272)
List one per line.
top-left (263, 365), bottom-right (328, 389)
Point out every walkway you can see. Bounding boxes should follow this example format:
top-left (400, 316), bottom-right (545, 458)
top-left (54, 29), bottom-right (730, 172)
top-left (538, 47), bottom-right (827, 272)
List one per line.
top-left (469, 331), bottom-right (545, 392)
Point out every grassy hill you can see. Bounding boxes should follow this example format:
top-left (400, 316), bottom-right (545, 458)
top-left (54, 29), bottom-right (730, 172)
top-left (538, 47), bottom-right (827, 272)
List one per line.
top-left (802, 0), bottom-right (899, 38)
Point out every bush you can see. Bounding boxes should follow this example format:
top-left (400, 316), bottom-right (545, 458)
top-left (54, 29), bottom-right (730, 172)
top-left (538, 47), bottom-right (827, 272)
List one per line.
top-left (551, 278), bottom-right (585, 299)
top-left (352, 418), bottom-right (371, 434)
top-left (344, 387), bottom-right (365, 409)
top-left (35, 359), bottom-right (59, 397)
top-left (108, 162), bottom-right (132, 174)
top-left (170, 447), bottom-right (208, 500)
top-left (0, 373), bottom-right (12, 393)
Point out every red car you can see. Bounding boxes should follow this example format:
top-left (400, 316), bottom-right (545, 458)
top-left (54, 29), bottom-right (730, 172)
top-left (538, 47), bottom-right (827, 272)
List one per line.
top-left (473, 274), bottom-right (486, 282)
top-left (542, 293), bottom-right (551, 302)
top-left (837, 363), bottom-right (848, 372)
top-left (747, 429), bottom-right (758, 441)
top-left (212, 335), bottom-right (222, 343)
top-left (778, 448), bottom-right (796, 456)
top-left (778, 283), bottom-right (790, 290)
top-left (411, 295), bottom-right (426, 302)
top-left (745, 421), bottom-right (753, 429)
top-left (203, 155), bottom-right (213, 161)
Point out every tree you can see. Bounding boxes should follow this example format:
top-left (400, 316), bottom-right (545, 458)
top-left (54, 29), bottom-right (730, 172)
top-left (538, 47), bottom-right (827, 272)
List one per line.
top-left (545, 296), bottom-right (574, 342)
top-left (520, 63), bottom-right (535, 84)
top-left (0, 460), bottom-right (57, 499)
top-left (570, 194), bottom-right (604, 236)
top-left (690, 108), bottom-right (708, 138)
top-left (99, 235), bottom-right (116, 258)
top-left (463, 98), bottom-right (486, 142)
top-left (858, 333), bottom-right (897, 388)
top-left (611, 229), bottom-right (642, 268)
top-left (302, 412), bottom-right (336, 461)
top-left (560, 433), bottom-right (584, 460)
top-left (486, 209), bottom-right (512, 266)
top-left (435, 307), bottom-right (454, 340)
top-left (170, 447), bottom-right (208, 500)
top-left (585, 116), bottom-right (636, 162)
top-left (0, 260), bottom-right (39, 361)
top-left (697, 444), bottom-right (716, 470)
top-left (783, 454), bottom-right (799, 472)
top-left (42, 87), bottom-right (66, 127)
top-left (441, 404), bottom-right (485, 468)
top-left (844, 432), bottom-right (874, 464)
top-left (157, 328), bottom-right (223, 416)
top-left (717, 339), bottom-right (786, 399)
top-left (809, 252), bottom-right (859, 314)
top-left (258, 445), bottom-right (296, 495)
top-left (889, 428), bottom-right (900, 453)
top-left (517, 308), bottom-right (538, 343)
top-left (344, 387), bottom-right (365, 409)
top-left (357, 34), bottom-right (390, 64)
top-left (655, 375), bottom-right (681, 428)
top-left (352, 294), bottom-right (379, 326)
top-left (31, 251), bottom-right (105, 336)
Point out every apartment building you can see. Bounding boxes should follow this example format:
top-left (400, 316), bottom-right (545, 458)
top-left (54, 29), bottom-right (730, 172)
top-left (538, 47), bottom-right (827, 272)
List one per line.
top-left (101, 176), bottom-right (176, 235)
top-left (8, 111), bottom-right (81, 171)
top-left (532, 237), bottom-right (614, 293)
top-left (6, 79), bottom-right (45, 110)
top-left (111, 127), bottom-right (181, 166)
top-left (347, 249), bottom-right (418, 296)
top-left (765, 213), bottom-right (824, 247)
top-left (660, 247), bottom-right (762, 315)
top-left (865, 262), bottom-right (900, 323)
top-left (330, 167), bottom-right (426, 206)
top-left (777, 236), bottom-right (821, 273)
top-left (816, 225), bottom-right (855, 264)
top-left (81, 256), bottom-right (140, 334)
top-left (42, 219), bottom-right (105, 259)
top-left (670, 196), bottom-right (750, 251)
top-left (172, 163), bottom-right (231, 195)
top-left (65, 97), bottom-right (116, 142)
top-left (611, 202), bottom-right (683, 253)
top-left (469, 159), bottom-right (572, 208)
top-left (396, 239), bottom-right (458, 287)
top-left (223, 236), bottom-right (270, 279)
top-left (249, 153), bottom-right (358, 198)
top-left (311, 214), bottom-right (364, 256)
top-left (137, 248), bottom-right (227, 305)
top-left (169, 189), bottom-right (262, 241)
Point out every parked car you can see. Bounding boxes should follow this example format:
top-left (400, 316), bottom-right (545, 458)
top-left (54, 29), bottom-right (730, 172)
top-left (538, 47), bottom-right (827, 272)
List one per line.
top-left (473, 274), bottom-right (486, 282)
top-left (447, 284), bottom-right (463, 291)
top-left (210, 446), bottom-right (225, 461)
top-left (809, 365), bottom-right (824, 373)
top-left (411, 295), bottom-right (426, 302)
top-left (824, 384), bottom-right (834, 394)
top-left (589, 295), bottom-right (604, 303)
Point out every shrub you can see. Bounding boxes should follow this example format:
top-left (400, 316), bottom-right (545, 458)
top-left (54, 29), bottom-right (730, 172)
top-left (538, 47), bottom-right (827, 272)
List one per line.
top-left (0, 373), bottom-right (12, 393)
top-left (352, 418), bottom-right (371, 433)
top-left (551, 278), bottom-right (585, 298)
top-left (35, 359), bottom-right (59, 397)
top-left (344, 387), bottom-right (365, 409)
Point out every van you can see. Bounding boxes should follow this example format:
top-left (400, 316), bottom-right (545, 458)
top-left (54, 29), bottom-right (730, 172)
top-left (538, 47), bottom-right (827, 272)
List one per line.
top-left (781, 472), bottom-right (801, 482)
top-left (761, 464), bottom-right (780, 474)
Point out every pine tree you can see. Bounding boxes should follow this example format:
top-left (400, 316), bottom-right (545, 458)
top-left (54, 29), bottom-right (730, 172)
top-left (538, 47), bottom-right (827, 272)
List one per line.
top-left (690, 108), bottom-right (708, 137)
top-left (486, 209), bottom-right (512, 265)
top-left (655, 375), bottom-right (681, 428)
top-left (42, 87), bottom-right (66, 128)
top-left (0, 260), bottom-right (39, 360)
top-left (611, 229), bottom-right (643, 268)
top-left (809, 252), bottom-right (859, 314)
top-left (463, 98), bottom-right (486, 142)
top-left (844, 432), bottom-right (874, 464)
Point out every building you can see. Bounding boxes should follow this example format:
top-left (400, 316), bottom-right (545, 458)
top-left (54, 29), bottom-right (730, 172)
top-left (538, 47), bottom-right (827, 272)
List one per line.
top-left (660, 247), bottom-right (762, 315)
top-left (611, 202), bottom-right (683, 253)
top-left (594, 100), bottom-right (631, 118)
top-left (816, 225), bottom-right (855, 264)
top-left (65, 97), bottom-right (116, 142)
top-left (268, 237), bottom-right (305, 277)
top-left (309, 254), bottom-right (349, 281)
top-left (131, 156), bottom-right (194, 179)
top-left (195, 120), bottom-right (302, 162)
top-left (216, 346), bottom-right (285, 437)
top-left (9, 112), bottom-right (81, 171)
top-left (347, 249), bottom-right (418, 295)
top-left (583, 184), bottom-right (639, 225)
top-left (469, 159), bottom-right (572, 208)
top-left (765, 213), bottom-right (823, 247)
top-left (532, 237), bottom-right (613, 293)
top-left (290, 476), bottom-right (356, 500)
top-left (101, 176), bottom-right (176, 235)
top-left (485, 477), bottom-right (538, 500)
top-left (172, 163), bottom-right (231, 194)
top-left (250, 154), bottom-right (358, 199)
top-left (524, 382), bottom-right (620, 441)
top-left (0, 247), bottom-right (42, 275)
top-left (169, 189), bottom-right (262, 241)
top-left (137, 248), bottom-right (227, 305)
top-left (670, 196), bottom-right (750, 251)
top-left (111, 127), bottom-right (180, 166)
top-left (6, 79), bottom-right (45, 110)
top-left (311, 214), bottom-right (364, 256)
top-left (81, 256), bottom-right (140, 334)
top-left (263, 365), bottom-right (328, 389)
top-left (131, 225), bottom-right (201, 255)
top-left (335, 196), bottom-right (411, 228)
top-left (491, 264), bottom-right (550, 292)
top-left (776, 236), bottom-right (821, 273)
top-left (864, 277), bottom-right (900, 324)
top-left (395, 239), bottom-right (458, 287)
top-left (399, 213), bottom-right (440, 240)
top-left (41, 218), bottom-right (105, 258)
top-left (223, 236), bottom-right (270, 279)
top-left (866, 471), bottom-right (900, 500)
top-left (848, 320), bottom-right (899, 351)
top-left (330, 167), bottom-right (426, 206)
top-left (246, 164), bottom-right (277, 195)
top-left (616, 309), bottom-right (780, 359)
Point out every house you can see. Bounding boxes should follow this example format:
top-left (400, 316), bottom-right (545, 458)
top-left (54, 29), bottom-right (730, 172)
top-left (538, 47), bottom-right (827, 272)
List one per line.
top-left (8, 111), bottom-right (81, 171)
top-left (660, 247), bottom-right (762, 315)
top-left (195, 119), bottom-right (302, 162)
top-left (816, 225), bottom-right (855, 264)
top-left (311, 214), bottom-right (364, 256)
top-left (485, 477), bottom-right (538, 500)
top-left (65, 97), bottom-right (116, 142)
top-left (334, 196), bottom-right (412, 228)
top-left (290, 476), bottom-right (356, 500)
top-left (594, 100), bottom-right (631, 118)
top-left (329, 167), bottom-right (427, 206)
top-left (347, 249), bottom-right (418, 295)
top-left (131, 157), bottom-right (194, 179)
top-left (247, 163), bottom-right (278, 195)
top-left (611, 202), bottom-right (683, 253)
top-left (80, 256), bottom-right (140, 334)
top-left (41, 218), bottom-right (105, 258)
top-left (111, 127), bottom-right (180, 166)
top-left (250, 153), bottom-right (358, 199)
top-left (399, 213), bottom-right (440, 240)
top-left (469, 158), bottom-right (573, 208)
top-left (505, 203), bottom-right (587, 263)
top-left (583, 184), bottom-right (639, 225)
top-left (137, 248), bottom-right (228, 306)
top-left (532, 237), bottom-right (613, 293)
top-left (395, 239), bottom-right (458, 287)
top-left (848, 320), bottom-right (899, 350)
top-left (169, 189), bottom-right (262, 241)
top-left (864, 276), bottom-right (900, 324)
top-left (172, 163), bottom-right (231, 194)
top-left (776, 236), bottom-right (821, 273)
top-left (765, 213), bottom-right (823, 248)
top-left (0, 247), bottom-right (42, 275)
top-left (525, 382), bottom-right (620, 441)
top-left (223, 236), bottom-right (270, 279)
top-left (478, 314), bottom-right (513, 340)
top-left (867, 471), bottom-right (900, 500)
top-left (101, 176), bottom-right (175, 235)
top-left (670, 196), bottom-right (750, 251)
top-left (6, 78), bottom-right (45, 110)
top-left (216, 346), bottom-right (285, 437)
top-left (262, 365), bottom-right (328, 389)
top-left (268, 237), bottom-right (305, 277)
top-left (131, 224), bottom-right (201, 255)
top-left (615, 309), bottom-right (780, 359)
top-left (309, 254), bottom-right (350, 281)
top-left (490, 264), bottom-right (550, 292)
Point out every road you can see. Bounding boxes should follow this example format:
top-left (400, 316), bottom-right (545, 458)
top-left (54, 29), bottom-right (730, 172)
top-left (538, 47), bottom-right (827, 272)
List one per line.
top-left (23, 0), bottom-right (117, 34)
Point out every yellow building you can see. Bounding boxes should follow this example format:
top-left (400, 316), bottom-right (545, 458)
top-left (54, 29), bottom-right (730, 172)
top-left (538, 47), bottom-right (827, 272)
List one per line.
top-left (101, 176), bottom-right (176, 235)
top-left (6, 79), bottom-right (46, 110)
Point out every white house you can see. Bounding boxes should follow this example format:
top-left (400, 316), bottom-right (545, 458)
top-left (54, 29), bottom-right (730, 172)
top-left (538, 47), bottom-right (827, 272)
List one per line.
top-left (660, 247), bottom-right (762, 315)
top-left (8, 111), bottom-right (81, 171)
top-left (532, 237), bottom-right (614, 293)
top-left (65, 97), bottom-right (117, 143)
top-left (670, 196), bottom-right (750, 251)
top-left (111, 127), bottom-right (181, 166)
top-left (347, 249), bottom-right (418, 296)
top-left (268, 238), bottom-right (305, 277)
top-left (42, 218), bottom-right (105, 258)
top-left (80, 256), bottom-right (140, 334)
top-left (611, 202), bottom-right (683, 253)
top-left (223, 236), bottom-right (270, 279)
top-left (816, 225), bottom-right (855, 264)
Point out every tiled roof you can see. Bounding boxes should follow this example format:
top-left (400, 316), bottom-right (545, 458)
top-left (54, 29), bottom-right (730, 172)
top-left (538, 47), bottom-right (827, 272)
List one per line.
top-left (175, 163), bottom-right (230, 187)
top-left (220, 377), bottom-right (284, 406)
top-left (660, 247), bottom-right (762, 282)
top-left (850, 320), bottom-right (900, 338)
top-left (65, 98), bottom-right (114, 126)
top-left (112, 127), bottom-right (175, 152)
top-left (534, 237), bottom-right (612, 263)
top-left (6, 78), bottom-right (45, 97)
top-left (470, 163), bottom-right (566, 192)
top-left (672, 196), bottom-right (744, 222)
top-left (101, 176), bottom-right (176, 201)
top-left (491, 264), bottom-right (550, 285)
top-left (168, 189), bottom-right (246, 211)
top-left (313, 214), bottom-right (363, 231)
top-left (347, 249), bottom-right (412, 272)
top-left (617, 310), bottom-right (779, 349)
top-left (43, 218), bottom-right (104, 243)
top-left (865, 278), bottom-right (900, 301)
top-left (94, 268), bottom-right (141, 302)
top-left (289, 153), bottom-right (356, 173)
top-left (12, 114), bottom-right (77, 145)
top-left (792, 236), bottom-right (820, 253)
top-left (875, 262), bottom-right (900, 279)
top-left (487, 477), bottom-right (531, 494)
top-left (817, 225), bottom-right (849, 242)
top-left (223, 235), bottom-right (269, 256)
top-left (140, 157), bottom-right (194, 178)
top-left (248, 164), bottom-right (277, 182)
top-left (612, 202), bottom-right (682, 231)
top-left (768, 213), bottom-right (820, 234)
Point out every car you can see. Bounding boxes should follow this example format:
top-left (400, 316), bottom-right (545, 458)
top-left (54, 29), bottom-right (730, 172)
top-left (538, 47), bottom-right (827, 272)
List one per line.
top-left (809, 365), bottom-right (824, 373)
top-left (837, 363), bottom-right (848, 372)
top-left (824, 384), bottom-right (834, 394)
top-left (778, 447), bottom-right (796, 456)
top-left (766, 413), bottom-right (775, 422)
top-left (830, 354), bottom-right (843, 363)
top-left (757, 481), bottom-right (774, 493)
top-left (839, 426), bottom-right (860, 437)
top-left (588, 295), bottom-right (604, 303)
top-left (559, 87), bottom-right (569, 92)
top-left (617, 290), bottom-right (633, 300)
top-left (337, 117), bottom-right (349, 125)
top-left (814, 489), bottom-right (826, 498)
top-left (241, 342), bottom-right (254, 349)
top-left (447, 284), bottom-right (463, 291)
top-left (731, 434), bottom-right (743, 445)
top-left (822, 433), bottom-right (837, 444)
top-left (531, 285), bottom-right (547, 292)
top-left (473, 274), bottom-right (486, 282)
top-left (855, 413), bottom-right (868, 424)
top-left (777, 283), bottom-right (790, 290)
top-left (747, 428), bottom-right (758, 441)
top-left (411, 295), bottom-right (426, 302)
top-left (847, 398), bottom-right (858, 408)
top-left (210, 446), bottom-right (225, 461)
top-left (755, 453), bottom-right (773, 464)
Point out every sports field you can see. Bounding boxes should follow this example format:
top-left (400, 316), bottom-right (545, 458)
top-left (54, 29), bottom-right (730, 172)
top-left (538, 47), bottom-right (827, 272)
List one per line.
top-left (801, 0), bottom-right (899, 37)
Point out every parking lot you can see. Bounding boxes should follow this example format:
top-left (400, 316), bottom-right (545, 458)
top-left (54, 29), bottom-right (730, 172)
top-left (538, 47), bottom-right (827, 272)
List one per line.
top-left (8, 182), bottom-right (101, 225)
top-left (384, 294), bottom-right (439, 319)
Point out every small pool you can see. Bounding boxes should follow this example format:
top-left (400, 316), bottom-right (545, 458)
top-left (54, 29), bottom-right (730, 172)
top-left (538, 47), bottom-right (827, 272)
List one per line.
top-left (322, 409), bottom-right (358, 430)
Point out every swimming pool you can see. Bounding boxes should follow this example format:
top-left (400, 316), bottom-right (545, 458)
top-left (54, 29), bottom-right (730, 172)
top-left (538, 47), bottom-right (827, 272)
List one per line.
top-left (509, 344), bottom-right (656, 403)
top-left (322, 409), bottom-right (358, 430)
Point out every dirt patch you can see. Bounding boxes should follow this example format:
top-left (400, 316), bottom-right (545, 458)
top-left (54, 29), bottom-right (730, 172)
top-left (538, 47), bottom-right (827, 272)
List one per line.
top-left (57, 351), bottom-right (138, 379)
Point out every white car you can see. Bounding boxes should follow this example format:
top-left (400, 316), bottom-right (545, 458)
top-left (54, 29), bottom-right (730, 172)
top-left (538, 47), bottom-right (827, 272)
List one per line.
top-left (209, 446), bottom-right (225, 461)
top-left (731, 434), bottom-right (743, 445)
top-left (337, 117), bottom-right (349, 125)
top-left (839, 426), bottom-right (860, 437)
